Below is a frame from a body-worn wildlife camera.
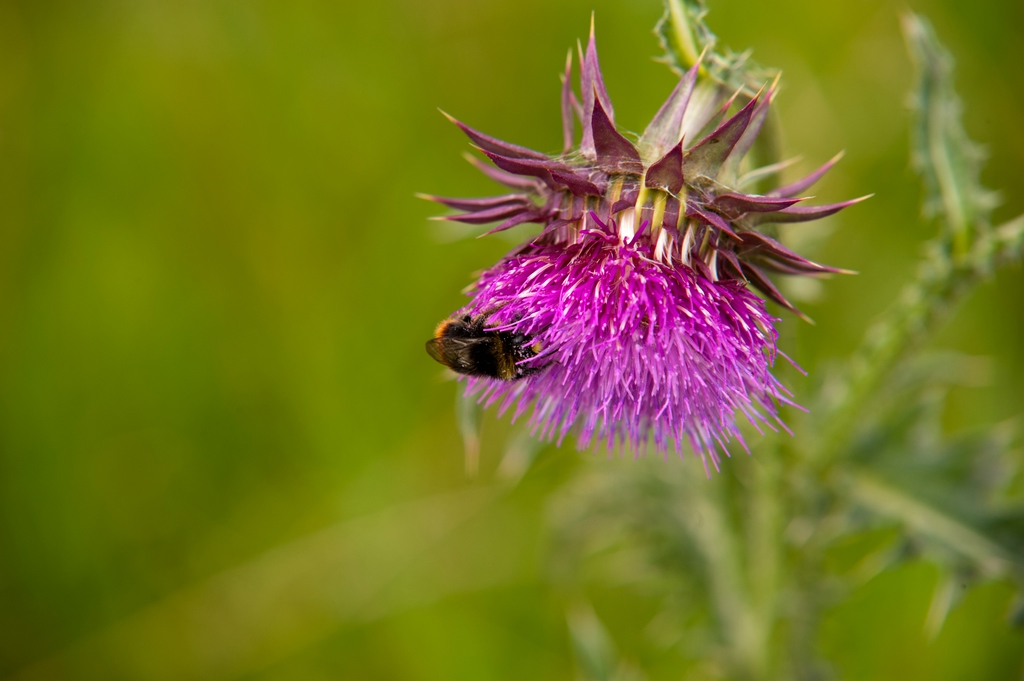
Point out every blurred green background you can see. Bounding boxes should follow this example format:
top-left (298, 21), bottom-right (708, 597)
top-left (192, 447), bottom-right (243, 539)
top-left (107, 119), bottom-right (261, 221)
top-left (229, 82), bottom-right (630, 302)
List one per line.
top-left (0, 0), bottom-right (1022, 679)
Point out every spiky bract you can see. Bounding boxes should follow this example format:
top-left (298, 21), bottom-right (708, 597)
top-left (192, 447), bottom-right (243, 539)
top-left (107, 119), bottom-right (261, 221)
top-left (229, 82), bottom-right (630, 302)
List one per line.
top-left (424, 21), bottom-right (863, 463)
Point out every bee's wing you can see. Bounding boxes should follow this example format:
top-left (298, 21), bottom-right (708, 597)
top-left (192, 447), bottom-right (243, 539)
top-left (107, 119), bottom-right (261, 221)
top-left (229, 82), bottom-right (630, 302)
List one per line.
top-left (425, 337), bottom-right (447, 365)
top-left (425, 335), bottom-right (495, 375)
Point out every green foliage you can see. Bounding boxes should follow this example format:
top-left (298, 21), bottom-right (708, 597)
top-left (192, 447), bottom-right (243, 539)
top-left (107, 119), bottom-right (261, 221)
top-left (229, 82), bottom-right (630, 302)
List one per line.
top-left (903, 14), bottom-right (1000, 250)
top-left (655, 0), bottom-right (771, 93)
top-left (546, 7), bottom-right (1024, 681)
top-left (655, 0), bottom-right (784, 194)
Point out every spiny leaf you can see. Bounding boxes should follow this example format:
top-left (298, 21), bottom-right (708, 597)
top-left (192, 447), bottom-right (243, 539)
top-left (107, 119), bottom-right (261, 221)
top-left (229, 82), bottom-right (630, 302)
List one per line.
top-left (655, 0), bottom-right (774, 94)
top-left (639, 56), bottom-right (701, 161)
top-left (645, 141), bottom-right (684, 194)
top-left (902, 13), bottom-right (1000, 255)
top-left (841, 356), bottom-right (1024, 583)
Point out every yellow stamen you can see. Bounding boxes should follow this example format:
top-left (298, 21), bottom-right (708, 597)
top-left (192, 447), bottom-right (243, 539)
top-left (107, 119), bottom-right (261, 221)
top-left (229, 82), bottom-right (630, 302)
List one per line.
top-left (650, 190), bottom-right (667, 240)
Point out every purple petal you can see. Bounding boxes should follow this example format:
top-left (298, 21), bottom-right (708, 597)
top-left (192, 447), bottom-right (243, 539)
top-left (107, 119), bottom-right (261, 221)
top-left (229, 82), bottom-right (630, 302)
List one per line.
top-left (416, 193), bottom-right (532, 212)
top-left (638, 58), bottom-right (701, 159)
top-left (769, 151), bottom-right (845, 198)
top-left (480, 149), bottom-right (603, 197)
top-left (482, 210), bottom-right (547, 235)
top-left (463, 152), bottom-right (543, 191)
top-left (645, 141), bottom-right (684, 194)
top-left (744, 240), bottom-right (853, 275)
top-left (441, 110), bottom-right (548, 160)
top-left (748, 195), bottom-right (872, 225)
top-left (560, 50), bottom-right (575, 154)
top-left (713, 192), bottom-right (803, 215)
top-left (461, 231), bottom-right (790, 457)
top-left (722, 81), bottom-right (777, 175)
top-left (570, 90), bottom-right (584, 129)
top-left (753, 254), bottom-right (851, 276)
top-left (739, 261), bottom-right (805, 318)
top-left (533, 218), bottom-right (574, 241)
top-left (628, 218), bottom-right (650, 246)
top-left (736, 232), bottom-right (851, 275)
top-left (479, 150), bottom-right (558, 188)
top-left (608, 188), bottom-right (641, 216)
top-left (586, 32), bottom-right (614, 118)
top-left (550, 168), bottom-right (606, 197)
top-left (690, 255), bottom-right (714, 281)
top-left (434, 203), bottom-right (533, 225)
top-left (682, 95), bottom-right (760, 180)
top-left (661, 196), bottom-right (683, 233)
top-left (737, 156), bottom-right (802, 189)
top-left (716, 247), bottom-right (744, 278)
top-left (750, 258), bottom-right (820, 276)
top-left (591, 95), bottom-right (643, 174)
top-left (736, 231), bottom-right (807, 260)
top-left (686, 204), bottom-right (738, 239)
top-left (684, 87), bottom-right (738, 147)
top-left (579, 16), bottom-right (615, 158)
top-left (610, 198), bottom-right (634, 214)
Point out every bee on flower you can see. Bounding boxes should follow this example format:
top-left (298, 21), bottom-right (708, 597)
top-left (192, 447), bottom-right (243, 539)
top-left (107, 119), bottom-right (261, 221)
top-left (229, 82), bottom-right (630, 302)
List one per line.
top-left (422, 20), bottom-right (866, 468)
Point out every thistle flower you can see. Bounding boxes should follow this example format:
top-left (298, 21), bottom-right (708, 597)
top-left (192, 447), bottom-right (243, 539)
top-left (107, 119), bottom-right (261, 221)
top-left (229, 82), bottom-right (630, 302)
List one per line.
top-left (423, 22), bottom-right (866, 466)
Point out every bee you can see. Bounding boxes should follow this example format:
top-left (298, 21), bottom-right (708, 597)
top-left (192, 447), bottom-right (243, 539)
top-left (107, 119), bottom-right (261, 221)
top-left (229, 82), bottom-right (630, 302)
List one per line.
top-left (425, 314), bottom-right (543, 381)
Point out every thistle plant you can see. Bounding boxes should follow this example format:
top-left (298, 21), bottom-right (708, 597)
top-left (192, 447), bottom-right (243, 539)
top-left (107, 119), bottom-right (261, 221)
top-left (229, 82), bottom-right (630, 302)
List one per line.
top-left (542, 4), bottom-right (1024, 680)
top-left (6, 5), bottom-right (1019, 680)
top-left (423, 15), bottom-right (866, 467)
top-left (428, 1), bottom-right (1024, 679)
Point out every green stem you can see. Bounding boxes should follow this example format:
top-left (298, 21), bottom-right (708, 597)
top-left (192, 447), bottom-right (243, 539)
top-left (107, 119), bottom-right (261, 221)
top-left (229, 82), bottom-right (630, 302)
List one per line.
top-left (812, 215), bottom-right (1024, 471)
top-left (665, 0), bottom-right (702, 69)
top-left (746, 448), bottom-right (782, 654)
top-left (682, 475), bottom-right (765, 680)
top-left (845, 471), bottom-right (1014, 577)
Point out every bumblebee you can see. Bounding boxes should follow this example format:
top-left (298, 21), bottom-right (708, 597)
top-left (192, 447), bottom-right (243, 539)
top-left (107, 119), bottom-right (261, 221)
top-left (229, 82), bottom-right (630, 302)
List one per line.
top-left (425, 314), bottom-right (543, 381)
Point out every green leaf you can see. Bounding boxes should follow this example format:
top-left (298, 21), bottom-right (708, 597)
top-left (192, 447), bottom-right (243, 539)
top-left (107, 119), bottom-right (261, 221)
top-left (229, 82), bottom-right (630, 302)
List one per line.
top-left (839, 358), bottom-right (1024, 584)
top-left (901, 12), bottom-right (1000, 255)
top-left (655, 0), bottom-right (785, 187)
top-left (655, 0), bottom-right (773, 94)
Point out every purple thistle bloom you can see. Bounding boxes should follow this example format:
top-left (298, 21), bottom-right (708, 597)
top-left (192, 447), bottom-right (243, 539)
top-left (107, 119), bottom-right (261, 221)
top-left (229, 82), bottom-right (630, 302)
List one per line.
top-left (424, 21), bottom-right (866, 466)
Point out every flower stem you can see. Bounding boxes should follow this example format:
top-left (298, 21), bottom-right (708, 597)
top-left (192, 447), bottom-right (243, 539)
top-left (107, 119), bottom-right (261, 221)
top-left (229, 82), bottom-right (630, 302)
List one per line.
top-left (813, 215), bottom-right (1024, 471)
